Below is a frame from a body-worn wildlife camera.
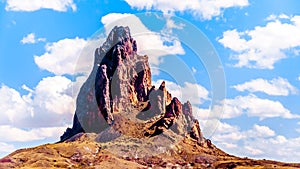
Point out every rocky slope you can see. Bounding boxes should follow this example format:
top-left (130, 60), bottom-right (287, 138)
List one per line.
top-left (60, 26), bottom-right (204, 145)
top-left (1, 132), bottom-right (300, 169)
top-left (1, 26), bottom-right (300, 169)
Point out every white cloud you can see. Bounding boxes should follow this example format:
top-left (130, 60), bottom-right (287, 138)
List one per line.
top-left (34, 37), bottom-right (87, 75)
top-left (0, 76), bottom-right (83, 128)
top-left (0, 125), bottom-right (66, 142)
top-left (266, 14), bottom-right (290, 21)
top-left (5, 0), bottom-right (76, 12)
top-left (181, 82), bottom-right (209, 104)
top-left (232, 77), bottom-right (298, 96)
top-left (192, 106), bottom-right (211, 120)
top-left (0, 142), bottom-right (15, 154)
top-left (161, 79), bottom-right (298, 121)
top-left (32, 76), bottom-right (75, 117)
top-left (165, 17), bottom-right (185, 30)
top-left (218, 15), bottom-right (300, 69)
top-left (199, 94), bottom-right (299, 120)
top-left (152, 79), bottom-right (209, 105)
top-left (209, 121), bottom-right (300, 162)
top-left (0, 74), bottom-right (87, 145)
top-left (0, 85), bottom-right (31, 125)
top-left (244, 146), bottom-right (264, 156)
top-left (243, 135), bottom-right (300, 162)
top-left (124, 0), bottom-right (249, 20)
top-left (217, 142), bottom-right (237, 149)
top-left (209, 120), bottom-right (242, 141)
top-left (101, 13), bottom-right (185, 66)
top-left (20, 33), bottom-right (46, 44)
top-left (21, 33), bottom-right (34, 44)
top-left (245, 124), bottom-right (275, 138)
top-left (221, 94), bottom-right (299, 120)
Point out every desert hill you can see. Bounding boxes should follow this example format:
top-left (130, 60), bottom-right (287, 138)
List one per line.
top-left (1, 26), bottom-right (300, 169)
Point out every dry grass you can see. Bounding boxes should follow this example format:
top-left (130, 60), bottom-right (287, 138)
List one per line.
top-left (1, 133), bottom-right (299, 169)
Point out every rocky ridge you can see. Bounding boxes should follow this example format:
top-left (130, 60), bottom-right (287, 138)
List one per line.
top-left (1, 26), bottom-right (300, 168)
top-left (60, 26), bottom-right (206, 146)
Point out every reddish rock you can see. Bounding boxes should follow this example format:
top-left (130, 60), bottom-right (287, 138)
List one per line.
top-left (0, 157), bottom-right (12, 163)
top-left (145, 97), bottom-right (183, 137)
top-left (190, 120), bottom-right (205, 145)
top-left (60, 26), bottom-right (147, 141)
top-left (61, 26), bottom-right (205, 144)
top-left (165, 97), bottom-right (182, 118)
top-left (95, 64), bottom-right (113, 124)
top-left (182, 101), bottom-right (194, 131)
top-left (207, 139), bottom-right (213, 148)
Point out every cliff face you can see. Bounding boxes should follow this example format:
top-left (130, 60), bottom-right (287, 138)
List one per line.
top-left (2, 26), bottom-right (300, 169)
top-left (60, 26), bottom-right (204, 144)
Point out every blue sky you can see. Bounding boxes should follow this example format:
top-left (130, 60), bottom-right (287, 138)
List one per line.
top-left (1, 0), bottom-right (300, 162)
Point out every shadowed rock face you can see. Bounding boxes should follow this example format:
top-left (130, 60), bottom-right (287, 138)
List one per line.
top-left (60, 26), bottom-right (204, 144)
top-left (2, 26), bottom-right (300, 169)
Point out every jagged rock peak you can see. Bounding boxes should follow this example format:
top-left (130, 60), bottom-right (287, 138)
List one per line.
top-left (190, 120), bottom-right (205, 145)
top-left (107, 26), bottom-right (132, 46)
top-left (101, 26), bottom-right (136, 53)
top-left (61, 26), bottom-right (151, 141)
top-left (60, 26), bottom-right (204, 145)
top-left (94, 26), bottom-right (137, 66)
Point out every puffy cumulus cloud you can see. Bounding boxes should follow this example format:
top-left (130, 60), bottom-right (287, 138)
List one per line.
top-left (218, 15), bottom-right (300, 69)
top-left (31, 76), bottom-right (74, 117)
top-left (152, 79), bottom-right (209, 105)
top-left (181, 82), bottom-right (209, 104)
top-left (0, 74), bottom-right (87, 146)
top-left (222, 94), bottom-right (299, 120)
top-left (5, 0), bottom-right (76, 12)
top-left (0, 76), bottom-right (84, 128)
top-left (20, 33), bottom-right (46, 44)
top-left (209, 121), bottom-right (300, 162)
top-left (124, 0), bottom-right (249, 20)
top-left (100, 13), bottom-right (185, 66)
top-left (0, 125), bottom-right (66, 142)
top-left (192, 106), bottom-right (211, 120)
top-left (245, 124), bottom-right (275, 138)
top-left (210, 120), bottom-right (244, 142)
top-left (34, 37), bottom-right (87, 75)
top-left (20, 33), bottom-right (35, 44)
top-left (196, 94), bottom-right (299, 120)
top-left (0, 125), bottom-right (66, 157)
top-left (37, 14), bottom-right (183, 76)
top-left (246, 135), bottom-right (300, 162)
top-left (232, 77), bottom-right (298, 96)
top-left (0, 85), bottom-right (32, 125)
top-left (0, 72), bottom-right (87, 154)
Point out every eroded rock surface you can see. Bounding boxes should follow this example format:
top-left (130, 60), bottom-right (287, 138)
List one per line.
top-left (2, 26), bottom-right (300, 169)
top-left (60, 26), bottom-right (204, 146)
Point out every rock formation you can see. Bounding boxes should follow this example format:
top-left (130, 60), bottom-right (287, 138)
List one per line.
top-left (2, 26), bottom-right (300, 169)
top-left (60, 26), bottom-right (204, 147)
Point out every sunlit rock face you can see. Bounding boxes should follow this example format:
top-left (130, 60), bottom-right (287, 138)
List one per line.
top-left (60, 26), bottom-right (204, 145)
top-left (2, 26), bottom-right (298, 169)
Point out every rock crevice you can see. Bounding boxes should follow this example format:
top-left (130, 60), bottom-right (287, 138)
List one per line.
top-left (60, 26), bottom-right (204, 145)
